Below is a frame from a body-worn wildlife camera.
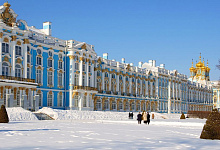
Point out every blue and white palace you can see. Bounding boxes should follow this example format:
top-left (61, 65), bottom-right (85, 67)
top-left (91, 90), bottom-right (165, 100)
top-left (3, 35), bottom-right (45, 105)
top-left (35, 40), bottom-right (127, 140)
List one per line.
top-left (0, 2), bottom-right (213, 113)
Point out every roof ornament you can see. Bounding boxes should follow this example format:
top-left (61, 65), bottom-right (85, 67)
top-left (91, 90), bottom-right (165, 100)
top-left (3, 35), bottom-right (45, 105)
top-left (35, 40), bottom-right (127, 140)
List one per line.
top-left (0, 1), bottom-right (16, 27)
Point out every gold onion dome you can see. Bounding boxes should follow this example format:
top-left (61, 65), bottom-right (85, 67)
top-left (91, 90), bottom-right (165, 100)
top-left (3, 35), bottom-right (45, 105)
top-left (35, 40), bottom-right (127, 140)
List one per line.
top-left (3, 2), bottom-right (11, 7)
top-left (196, 54), bottom-right (204, 68)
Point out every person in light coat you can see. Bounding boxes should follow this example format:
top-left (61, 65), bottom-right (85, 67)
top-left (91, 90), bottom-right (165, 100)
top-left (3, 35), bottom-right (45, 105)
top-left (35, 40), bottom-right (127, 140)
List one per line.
top-left (142, 111), bottom-right (147, 124)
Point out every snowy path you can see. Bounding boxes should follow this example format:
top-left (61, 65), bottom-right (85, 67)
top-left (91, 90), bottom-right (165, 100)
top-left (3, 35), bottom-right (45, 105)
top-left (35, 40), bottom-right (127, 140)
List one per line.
top-left (0, 119), bottom-right (219, 150)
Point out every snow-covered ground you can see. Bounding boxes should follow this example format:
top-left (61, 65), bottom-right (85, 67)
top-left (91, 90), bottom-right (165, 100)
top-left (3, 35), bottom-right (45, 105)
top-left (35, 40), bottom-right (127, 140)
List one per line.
top-left (0, 107), bottom-right (219, 149)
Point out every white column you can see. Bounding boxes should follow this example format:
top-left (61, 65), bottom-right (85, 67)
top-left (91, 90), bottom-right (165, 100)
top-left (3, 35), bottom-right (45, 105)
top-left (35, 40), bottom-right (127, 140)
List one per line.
top-left (129, 77), bottom-right (132, 93)
top-left (79, 58), bottom-right (83, 86)
top-left (102, 72), bottom-right (105, 90)
top-left (123, 76), bottom-right (125, 93)
top-left (69, 56), bottom-right (74, 109)
top-left (86, 62), bottom-right (89, 86)
top-left (109, 73), bottom-right (112, 91)
top-left (155, 77), bottom-right (158, 98)
top-left (146, 80), bottom-right (148, 97)
top-left (91, 63), bottom-right (95, 87)
top-left (0, 37), bottom-right (2, 75)
top-left (23, 43), bottom-right (27, 78)
top-left (135, 78), bottom-right (138, 95)
top-left (11, 39), bottom-right (16, 76)
top-left (150, 81), bottom-right (153, 97)
top-left (168, 80), bottom-right (171, 114)
top-left (140, 78), bottom-right (142, 95)
top-left (116, 74), bottom-right (119, 92)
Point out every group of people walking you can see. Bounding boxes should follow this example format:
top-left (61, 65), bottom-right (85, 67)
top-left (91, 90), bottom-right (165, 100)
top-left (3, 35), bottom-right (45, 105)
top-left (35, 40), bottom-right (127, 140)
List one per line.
top-left (137, 111), bottom-right (150, 125)
top-left (128, 111), bottom-right (151, 125)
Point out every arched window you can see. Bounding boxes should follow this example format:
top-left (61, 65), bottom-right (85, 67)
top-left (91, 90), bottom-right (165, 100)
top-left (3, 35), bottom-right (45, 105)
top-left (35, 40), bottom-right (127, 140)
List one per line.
top-left (97, 71), bottom-right (101, 76)
top-left (47, 92), bottom-right (53, 107)
top-left (58, 72), bottom-right (63, 87)
top-left (96, 99), bottom-right (101, 110)
top-left (48, 71), bottom-right (53, 85)
top-left (104, 100), bottom-right (109, 110)
top-left (104, 80), bottom-right (108, 91)
top-left (112, 100), bottom-right (116, 110)
top-left (2, 62), bottom-right (9, 76)
top-left (15, 64), bottom-right (21, 77)
top-left (105, 72), bottom-right (108, 78)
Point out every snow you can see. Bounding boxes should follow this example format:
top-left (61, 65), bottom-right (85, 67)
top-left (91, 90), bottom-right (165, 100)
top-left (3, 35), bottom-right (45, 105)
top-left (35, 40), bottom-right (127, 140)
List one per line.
top-left (6, 107), bottom-right (38, 121)
top-left (1, 107), bottom-right (220, 149)
top-left (37, 107), bottom-right (181, 120)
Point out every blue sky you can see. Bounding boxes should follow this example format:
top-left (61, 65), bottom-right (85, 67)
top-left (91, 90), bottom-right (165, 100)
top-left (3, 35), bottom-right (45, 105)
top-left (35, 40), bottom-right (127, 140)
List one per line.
top-left (8, 0), bottom-right (220, 80)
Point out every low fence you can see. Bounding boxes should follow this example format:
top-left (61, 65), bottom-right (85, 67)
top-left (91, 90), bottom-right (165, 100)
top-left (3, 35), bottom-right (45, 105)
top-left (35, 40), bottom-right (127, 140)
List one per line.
top-left (187, 111), bottom-right (211, 119)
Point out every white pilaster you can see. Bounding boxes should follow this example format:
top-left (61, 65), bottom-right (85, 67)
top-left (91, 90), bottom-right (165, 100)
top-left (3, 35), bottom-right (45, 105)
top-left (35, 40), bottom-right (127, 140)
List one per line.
top-left (0, 38), bottom-right (2, 75)
top-left (168, 80), bottom-right (171, 114)
top-left (11, 40), bottom-right (16, 76)
top-left (23, 44), bottom-right (27, 78)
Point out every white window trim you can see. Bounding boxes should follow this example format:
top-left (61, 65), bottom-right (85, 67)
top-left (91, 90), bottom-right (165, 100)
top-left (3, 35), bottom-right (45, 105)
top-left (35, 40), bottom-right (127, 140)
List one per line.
top-left (57, 93), bottom-right (63, 107)
top-left (47, 92), bottom-right (54, 107)
top-left (47, 70), bottom-right (54, 87)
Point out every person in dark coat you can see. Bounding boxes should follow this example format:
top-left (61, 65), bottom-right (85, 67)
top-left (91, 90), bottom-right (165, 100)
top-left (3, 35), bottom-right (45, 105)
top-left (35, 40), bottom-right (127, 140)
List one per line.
top-left (129, 112), bottom-right (133, 119)
top-left (137, 112), bottom-right (142, 124)
top-left (147, 112), bottom-right (150, 125)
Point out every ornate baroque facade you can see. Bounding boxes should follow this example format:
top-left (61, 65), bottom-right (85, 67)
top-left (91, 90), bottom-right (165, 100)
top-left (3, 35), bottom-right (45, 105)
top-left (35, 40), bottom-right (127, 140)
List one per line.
top-left (0, 2), bottom-right (213, 113)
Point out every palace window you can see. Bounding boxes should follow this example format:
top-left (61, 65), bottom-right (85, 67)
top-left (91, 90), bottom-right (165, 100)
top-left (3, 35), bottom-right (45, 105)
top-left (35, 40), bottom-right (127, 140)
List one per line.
top-left (15, 64), bottom-right (21, 77)
top-left (112, 101), bottom-right (116, 110)
top-left (82, 75), bottom-right (85, 86)
top-left (15, 46), bottom-right (22, 56)
top-left (83, 96), bottom-right (87, 107)
top-left (47, 93), bottom-right (53, 107)
top-left (27, 54), bottom-right (31, 63)
top-left (105, 72), bottom-right (108, 77)
top-left (27, 46), bottom-right (30, 52)
top-left (88, 66), bottom-right (91, 72)
top-left (36, 57), bottom-right (42, 65)
top-left (96, 99), bottom-right (101, 110)
top-left (74, 74), bottom-right (79, 86)
top-left (104, 80), bottom-right (108, 91)
top-left (37, 92), bottom-right (42, 107)
top-left (48, 59), bottom-right (53, 68)
top-left (74, 95), bottom-right (79, 107)
top-left (75, 63), bottom-right (79, 70)
top-left (131, 102), bottom-right (135, 110)
top-left (48, 51), bottom-right (53, 57)
top-left (48, 71), bottom-right (53, 85)
top-left (58, 54), bottom-right (62, 59)
top-left (2, 62), bottom-right (9, 76)
top-left (88, 76), bottom-right (91, 87)
top-left (83, 64), bottom-right (85, 71)
top-left (58, 72), bottom-right (63, 87)
top-left (36, 69), bottom-right (42, 84)
top-left (119, 101), bottom-right (123, 109)
top-left (2, 43), bottom-right (9, 53)
top-left (27, 68), bottom-right (30, 79)
top-left (37, 49), bottom-right (42, 55)
top-left (104, 100), bottom-right (109, 110)
top-left (58, 61), bottom-right (63, 69)
top-left (57, 93), bottom-right (63, 107)
top-left (97, 71), bottom-right (101, 76)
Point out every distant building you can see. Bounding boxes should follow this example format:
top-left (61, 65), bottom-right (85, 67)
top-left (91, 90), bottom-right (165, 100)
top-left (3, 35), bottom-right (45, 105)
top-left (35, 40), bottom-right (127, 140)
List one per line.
top-left (211, 81), bottom-right (220, 111)
top-left (0, 2), bottom-right (213, 113)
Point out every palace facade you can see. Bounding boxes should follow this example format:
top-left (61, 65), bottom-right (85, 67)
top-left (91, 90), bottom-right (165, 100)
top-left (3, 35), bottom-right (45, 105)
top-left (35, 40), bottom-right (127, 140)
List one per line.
top-left (0, 2), bottom-right (213, 113)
